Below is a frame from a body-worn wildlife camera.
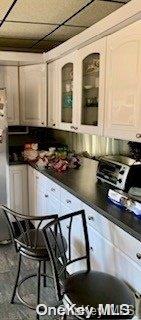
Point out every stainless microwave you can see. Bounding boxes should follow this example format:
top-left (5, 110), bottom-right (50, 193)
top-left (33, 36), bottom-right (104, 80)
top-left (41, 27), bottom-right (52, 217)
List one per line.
top-left (96, 155), bottom-right (141, 191)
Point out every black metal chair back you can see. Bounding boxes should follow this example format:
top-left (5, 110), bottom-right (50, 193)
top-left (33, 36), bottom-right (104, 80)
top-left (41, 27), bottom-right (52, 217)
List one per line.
top-left (43, 209), bottom-right (90, 300)
top-left (1, 205), bottom-right (58, 252)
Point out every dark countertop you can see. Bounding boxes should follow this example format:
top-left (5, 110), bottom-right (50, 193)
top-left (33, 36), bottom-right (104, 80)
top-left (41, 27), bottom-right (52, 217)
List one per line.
top-left (9, 158), bottom-right (141, 242)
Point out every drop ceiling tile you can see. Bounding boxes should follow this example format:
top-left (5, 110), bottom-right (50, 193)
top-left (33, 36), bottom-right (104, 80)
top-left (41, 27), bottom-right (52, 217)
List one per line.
top-left (45, 25), bottom-right (86, 42)
top-left (0, 37), bottom-right (36, 48)
top-left (0, 22), bottom-right (56, 39)
top-left (66, 0), bottom-right (125, 27)
top-left (7, 0), bottom-right (91, 24)
top-left (0, 0), bottom-right (14, 20)
top-left (34, 39), bottom-right (63, 49)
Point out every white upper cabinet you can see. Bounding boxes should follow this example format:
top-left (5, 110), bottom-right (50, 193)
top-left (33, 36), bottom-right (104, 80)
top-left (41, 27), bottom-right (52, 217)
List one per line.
top-left (55, 52), bottom-right (78, 132)
top-left (47, 61), bottom-right (58, 129)
top-left (20, 64), bottom-right (47, 127)
top-left (76, 38), bottom-right (106, 135)
top-left (48, 39), bottom-right (106, 135)
top-left (4, 66), bottom-right (19, 125)
top-left (105, 20), bottom-right (141, 141)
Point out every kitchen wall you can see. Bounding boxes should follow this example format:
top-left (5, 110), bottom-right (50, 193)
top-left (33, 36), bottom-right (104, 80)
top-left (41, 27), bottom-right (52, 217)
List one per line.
top-left (9, 126), bottom-right (141, 159)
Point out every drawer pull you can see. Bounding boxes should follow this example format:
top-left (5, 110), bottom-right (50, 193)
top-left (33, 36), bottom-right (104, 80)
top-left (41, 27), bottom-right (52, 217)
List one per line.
top-left (66, 199), bottom-right (71, 204)
top-left (136, 253), bottom-right (141, 259)
top-left (90, 246), bottom-right (94, 252)
top-left (45, 194), bottom-right (49, 198)
top-left (88, 216), bottom-right (94, 221)
top-left (51, 188), bottom-right (55, 192)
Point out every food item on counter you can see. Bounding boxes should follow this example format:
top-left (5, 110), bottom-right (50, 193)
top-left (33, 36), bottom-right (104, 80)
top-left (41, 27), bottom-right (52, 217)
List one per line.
top-left (23, 143), bottom-right (38, 161)
top-left (22, 144), bottom-right (81, 173)
top-left (35, 149), bottom-right (81, 172)
top-left (35, 158), bottom-right (45, 169)
top-left (24, 143), bottom-right (38, 150)
top-left (49, 147), bottom-right (56, 154)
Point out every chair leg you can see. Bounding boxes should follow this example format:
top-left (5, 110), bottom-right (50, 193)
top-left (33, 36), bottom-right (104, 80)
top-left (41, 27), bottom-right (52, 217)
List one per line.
top-left (43, 261), bottom-right (47, 287)
top-left (36, 261), bottom-right (41, 320)
top-left (11, 254), bottom-right (22, 304)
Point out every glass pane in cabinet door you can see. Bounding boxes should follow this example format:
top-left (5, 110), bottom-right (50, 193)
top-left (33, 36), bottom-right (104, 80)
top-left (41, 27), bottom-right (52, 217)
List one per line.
top-left (81, 53), bottom-right (100, 126)
top-left (61, 63), bottom-right (73, 123)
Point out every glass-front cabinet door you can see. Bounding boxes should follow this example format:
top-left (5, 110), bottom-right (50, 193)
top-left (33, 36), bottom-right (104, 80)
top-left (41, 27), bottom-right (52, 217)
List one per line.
top-left (76, 38), bottom-right (106, 135)
top-left (56, 52), bottom-right (78, 131)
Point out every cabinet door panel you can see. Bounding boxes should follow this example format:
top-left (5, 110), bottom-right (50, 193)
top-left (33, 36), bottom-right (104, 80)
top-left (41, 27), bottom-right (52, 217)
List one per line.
top-left (5, 66), bottom-right (19, 125)
top-left (113, 224), bottom-right (141, 267)
top-left (115, 246), bottom-right (141, 294)
top-left (28, 166), bottom-right (36, 215)
top-left (76, 38), bottom-right (106, 135)
top-left (56, 52), bottom-right (78, 132)
top-left (88, 225), bottom-right (116, 276)
top-left (20, 64), bottom-right (47, 126)
top-left (10, 165), bottom-right (28, 215)
top-left (105, 21), bottom-right (141, 141)
top-left (83, 203), bottom-right (114, 242)
top-left (48, 62), bottom-right (58, 128)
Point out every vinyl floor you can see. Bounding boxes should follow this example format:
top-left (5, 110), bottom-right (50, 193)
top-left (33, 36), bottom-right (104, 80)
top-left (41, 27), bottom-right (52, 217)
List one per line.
top-left (0, 243), bottom-right (60, 320)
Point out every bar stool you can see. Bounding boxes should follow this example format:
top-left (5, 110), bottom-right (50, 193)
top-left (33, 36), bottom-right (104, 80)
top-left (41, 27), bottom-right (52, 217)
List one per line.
top-left (43, 210), bottom-right (136, 319)
top-left (1, 205), bottom-right (67, 320)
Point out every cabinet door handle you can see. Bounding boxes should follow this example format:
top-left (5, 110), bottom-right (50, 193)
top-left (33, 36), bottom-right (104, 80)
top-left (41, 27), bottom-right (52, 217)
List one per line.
top-left (51, 188), bottom-right (55, 192)
top-left (66, 225), bottom-right (70, 229)
top-left (45, 194), bottom-right (49, 198)
top-left (136, 133), bottom-right (141, 138)
top-left (136, 253), bottom-right (141, 259)
top-left (41, 121), bottom-right (44, 125)
top-left (52, 123), bottom-right (56, 127)
top-left (70, 125), bottom-right (78, 130)
top-left (66, 199), bottom-right (71, 204)
top-left (90, 246), bottom-right (94, 252)
top-left (88, 215), bottom-right (95, 221)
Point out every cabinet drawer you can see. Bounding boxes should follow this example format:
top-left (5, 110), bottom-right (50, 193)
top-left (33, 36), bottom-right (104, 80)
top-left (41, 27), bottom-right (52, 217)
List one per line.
top-left (115, 246), bottom-right (141, 294)
top-left (45, 177), bottom-right (61, 201)
top-left (113, 225), bottom-right (141, 267)
top-left (60, 188), bottom-right (82, 212)
top-left (83, 203), bottom-right (114, 242)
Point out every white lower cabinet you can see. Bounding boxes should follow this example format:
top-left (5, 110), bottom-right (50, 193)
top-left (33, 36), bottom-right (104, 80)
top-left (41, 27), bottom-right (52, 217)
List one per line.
top-left (26, 166), bottom-right (141, 297)
top-left (9, 165), bottom-right (28, 215)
